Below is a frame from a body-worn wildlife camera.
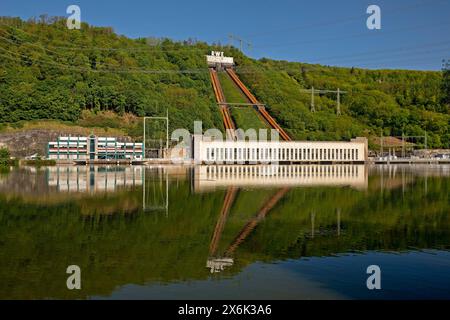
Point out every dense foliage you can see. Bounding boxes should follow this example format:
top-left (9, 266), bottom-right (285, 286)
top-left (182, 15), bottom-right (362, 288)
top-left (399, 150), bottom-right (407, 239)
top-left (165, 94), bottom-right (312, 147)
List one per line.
top-left (443, 60), bottom-right (450, 107)
top-left (235, 56), bottom-right (449, 147)
top-left (0, 147), bottom-right (11, 169)
top-left (0, 16), bottom-right (223, 133)
top-left (0, 16), bottom-right (449, 147)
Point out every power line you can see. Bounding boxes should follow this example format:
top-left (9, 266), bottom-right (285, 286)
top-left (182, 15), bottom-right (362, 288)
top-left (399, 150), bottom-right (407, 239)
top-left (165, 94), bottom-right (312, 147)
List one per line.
top-left (242, 0), bottom-right (447, 39)
top-left (351, 56), bottom-right (447, 68)
top-left (306, 40), bottom-right (450, 64)
top-left (0, 48), bottom-right (210, 74)
top-left (1, 31), bottom-right (443, 74)
top-left (0, 30), bottom-right (213, 73)
top-left (300, 87), bottom-right (347, 114)
top-left (228, 34), bottom-right (252, 53)
top-left (0, 22), bottom-right (209, 53)
top-left (314, 47), bottom-right (450, 66)
top-left (253, 19), bottom-right (450, 49)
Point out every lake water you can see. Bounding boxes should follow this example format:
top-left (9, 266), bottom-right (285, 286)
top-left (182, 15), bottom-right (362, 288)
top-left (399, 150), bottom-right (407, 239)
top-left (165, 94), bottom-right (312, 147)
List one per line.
top-left (0, 164), bottom-right (449, 300)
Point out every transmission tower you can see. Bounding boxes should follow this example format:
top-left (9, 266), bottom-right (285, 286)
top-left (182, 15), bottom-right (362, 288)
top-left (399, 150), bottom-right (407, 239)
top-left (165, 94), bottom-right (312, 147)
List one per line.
top-left (300, 87), bottom-right (347, 114)
top-left (228, 34), bottom-right (252, 53)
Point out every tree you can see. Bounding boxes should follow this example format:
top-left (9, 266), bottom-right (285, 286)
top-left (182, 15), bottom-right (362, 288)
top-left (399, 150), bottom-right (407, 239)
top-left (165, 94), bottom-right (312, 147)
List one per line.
top-left (0, 147), bottom-right (11, 166)
top-left (0, 147), bottom-right (10, 160)
top-left (442, 59), bottom-right (450, 106)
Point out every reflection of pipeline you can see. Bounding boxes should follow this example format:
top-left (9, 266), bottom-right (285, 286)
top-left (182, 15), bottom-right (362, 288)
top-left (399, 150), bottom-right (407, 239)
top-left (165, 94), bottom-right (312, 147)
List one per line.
top-left (207, 187), bottom-right (289, 273)
top-left (224, 187), bottom-right (290, 257)
top-left (209, 187), bottom-right (239, 256)
top-left (225, 68), bottom-right (291, 141)
top-left (209, 68), bottom-right (236, 140)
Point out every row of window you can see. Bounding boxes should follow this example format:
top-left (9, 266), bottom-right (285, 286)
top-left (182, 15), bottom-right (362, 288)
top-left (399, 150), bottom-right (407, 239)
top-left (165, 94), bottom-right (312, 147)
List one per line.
top-left (49, 144), bottom-right (142, 150)
top-left (204, 165), bottom-right (360, 179)
top-left (48, 152), bottom-right (143, 160)
top-left (205, 147), bottom-right (360, 162)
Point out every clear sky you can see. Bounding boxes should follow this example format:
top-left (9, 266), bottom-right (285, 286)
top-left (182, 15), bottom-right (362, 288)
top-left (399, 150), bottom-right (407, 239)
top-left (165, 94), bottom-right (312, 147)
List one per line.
top-left (1, 0), bottom-right (449, 70)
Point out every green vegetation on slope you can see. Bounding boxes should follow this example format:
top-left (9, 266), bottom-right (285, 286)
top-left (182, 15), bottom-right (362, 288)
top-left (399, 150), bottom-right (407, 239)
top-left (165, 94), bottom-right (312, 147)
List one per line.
top-left (235, 56), bottom-right (449, 147)
top-left (230, 107), bottom-right (268, 132)
top-left (0, 16), bottom-right (223, 134)
top-left (217, 71), bottom-right (268, 131)
top-left (0, 16), bottom-right (449, 147)
top-left (217, 72), bottom-right (248, 104)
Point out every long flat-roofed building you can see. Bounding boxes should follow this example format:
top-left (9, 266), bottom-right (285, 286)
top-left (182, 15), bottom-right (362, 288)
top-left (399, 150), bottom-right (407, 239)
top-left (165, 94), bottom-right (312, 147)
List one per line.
top-left (47, 135), bottom-right (143, 160)
top-left (192, 135), bottom-right (368, 164)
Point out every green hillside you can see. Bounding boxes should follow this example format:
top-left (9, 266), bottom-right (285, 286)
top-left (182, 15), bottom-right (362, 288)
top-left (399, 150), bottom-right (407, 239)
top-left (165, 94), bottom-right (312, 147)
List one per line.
top-left (0, 16), bottom-right (449, 147)
top-left (217, 72), bottom-right (268, 131)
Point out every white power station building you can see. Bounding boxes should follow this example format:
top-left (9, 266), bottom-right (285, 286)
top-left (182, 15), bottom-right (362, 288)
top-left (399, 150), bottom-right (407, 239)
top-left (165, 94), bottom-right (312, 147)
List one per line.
top-left (192, 135), bottom-right (368, 164)
top-left (206, 51), bottom-right (234, 68)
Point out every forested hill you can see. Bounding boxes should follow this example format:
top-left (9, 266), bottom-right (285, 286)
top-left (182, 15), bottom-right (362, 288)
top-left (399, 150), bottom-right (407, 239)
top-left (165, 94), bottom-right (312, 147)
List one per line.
top-left (0, 16), bottom-right (449, 148)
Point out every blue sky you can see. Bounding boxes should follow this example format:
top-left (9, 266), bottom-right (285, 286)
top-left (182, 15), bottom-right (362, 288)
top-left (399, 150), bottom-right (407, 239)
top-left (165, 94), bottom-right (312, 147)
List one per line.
top-left (1, 0), bottom-right (449, 70)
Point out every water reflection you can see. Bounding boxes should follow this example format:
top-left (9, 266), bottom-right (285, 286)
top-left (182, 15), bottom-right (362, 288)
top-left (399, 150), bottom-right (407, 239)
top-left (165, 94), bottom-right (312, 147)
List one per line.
top-left (0, 164), bottom-right (449, 299)
top-left (193, 164), bottom-right (368, 192)
top-left (48, 166), bottom-right (143, 193)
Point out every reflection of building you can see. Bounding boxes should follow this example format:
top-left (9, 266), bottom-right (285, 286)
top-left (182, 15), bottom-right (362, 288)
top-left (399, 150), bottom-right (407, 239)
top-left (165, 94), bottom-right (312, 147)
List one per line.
top-left (47, 135), bottom-right (143, 160)
top-left (47, 166), bottom-right (143, 193)
top-left (193, 164), bottom-right (368, 192)
top-left (206, 258), bottom-right (234, 273)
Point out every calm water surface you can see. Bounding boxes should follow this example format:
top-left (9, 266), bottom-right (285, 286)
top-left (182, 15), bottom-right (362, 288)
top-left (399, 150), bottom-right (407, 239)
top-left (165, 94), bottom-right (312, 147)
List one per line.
top-left (0, 164), bottom-right (449, 299)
